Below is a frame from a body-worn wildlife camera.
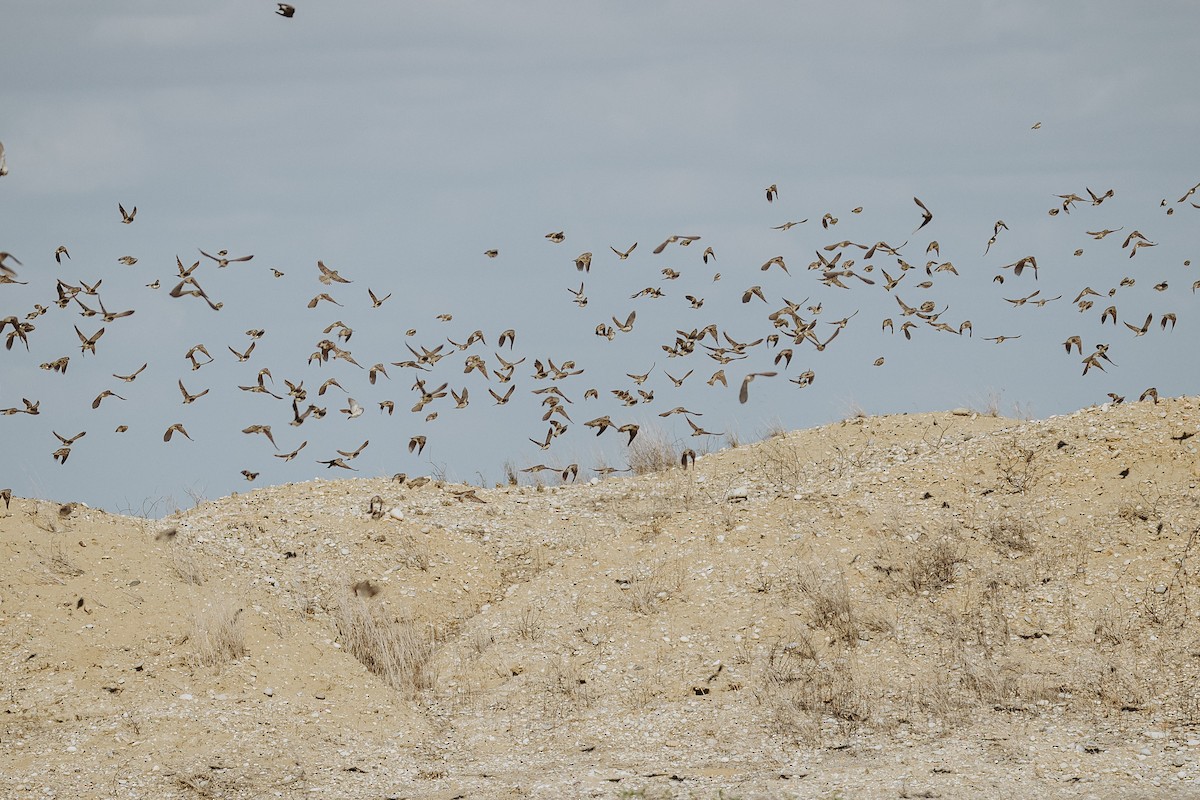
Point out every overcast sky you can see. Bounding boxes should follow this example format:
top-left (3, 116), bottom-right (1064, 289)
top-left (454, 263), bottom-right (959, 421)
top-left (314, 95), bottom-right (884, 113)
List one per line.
top-left (1, 2), bottom-right (1196, 515)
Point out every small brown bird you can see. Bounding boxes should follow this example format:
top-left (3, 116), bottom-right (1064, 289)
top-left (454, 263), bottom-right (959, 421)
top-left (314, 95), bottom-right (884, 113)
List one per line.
top-left (912, 196), bottom-right (933, 232)
top-left (484, 249), bottom-right (499, 258)
top-left (611, 242), bottom-right (637, 260)
top-left (741, 286), bottom-right (766, 304)
top-left (242, 424), bottom-right (278, 449)
top-left (119, 203), bottom-right (137, 224)
top-left (163, 423), bottom-right (192, 442)
top-left (75, 325), bottom-right (105, 355)
top-left (409, 435), bottom-right (427, 455)
top-left (368, 288), bottom-right (391, 307)
top-left (352, 580), bottom-right (380, 598)
top-left (317, 260), bottom-right (351, 285)
top-left (275, 441), bottom-right (308, 461)
top-left (618, 423), bottom-right (640, 445)
top-left (241, 470), bottom-right (259, 481)
top-left (0, 488), bottom-right (11, 509)
top-left (685, 417), bottom-right (723, 437)
top-left (91, 390), bottom-right (125, 409)
top-left (652, 235), bottom-right (700, 254)
top-left (545, 231), bottom-right (565, 243)
top-left (765, 184), bottom-right (778, 202)
top-left (54, 245), bottom-right (70, 263)
top-left (200, 249), bottom-right (254, 268)
top-left (738, 371), bottom-right (777, 404)
top-left (1139, 387), bottom-right (1159, 404)
top-left (574, 252), bottom-right (593, 272)
top-left (307, 293), bottom-right (343, 308)
top-left (276, 3), bottom-right (295, 17)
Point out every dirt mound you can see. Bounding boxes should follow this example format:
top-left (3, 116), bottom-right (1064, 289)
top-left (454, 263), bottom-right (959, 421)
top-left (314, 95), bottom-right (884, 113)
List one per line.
top-left (3, 398), bottom-right (1199, 798)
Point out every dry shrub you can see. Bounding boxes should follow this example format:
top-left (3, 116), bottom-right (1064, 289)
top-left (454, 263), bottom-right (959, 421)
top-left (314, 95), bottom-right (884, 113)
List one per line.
top-left (170, 547), bottom-right (205, 585)
top-left (626, 562), bottom-right (684, 614)
top-left (190, 601), bottom-right (246, 666)
top-left (981, 511), bottom-right (1037, 554)
top-left (627, 427), bottom-right (678, 475)
top-left (514, 606), bottom-right (544, 641)
top-left (800, 574), bottom-right (860, 644)
top-left (335, 598), bottom-right (437, 696)
top-left (758, 639), bottom-right (871, 741)
top-left (904, 538), bottom-right (964, 594)
top-left (992, 432), bottom-right (1047, 494)
top-left (538, 655), bottom-right (597, 717)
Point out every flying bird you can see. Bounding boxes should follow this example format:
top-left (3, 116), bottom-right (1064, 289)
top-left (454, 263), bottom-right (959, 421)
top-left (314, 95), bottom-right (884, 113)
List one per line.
top-left (912, 197), bottom-right (933, 232)
top-left (276, 3), bottom-right (295, 17)
top-left (119, 203), bottom-right (137, 224)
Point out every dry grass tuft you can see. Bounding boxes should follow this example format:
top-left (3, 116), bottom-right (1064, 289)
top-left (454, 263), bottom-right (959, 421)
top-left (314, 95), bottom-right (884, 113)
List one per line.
top-left (903, 537), bottom-right (964, 594)
top-left (627, 427), bottom-right (679, 475)
top-left (190, 601), bottom-right (246, 666)
top-left (334, 598), bottom-right (438, 696)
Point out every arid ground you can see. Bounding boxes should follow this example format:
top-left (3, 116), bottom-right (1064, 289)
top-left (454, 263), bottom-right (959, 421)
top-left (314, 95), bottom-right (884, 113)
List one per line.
top-left (3, 398), bottom-right (1199, 799)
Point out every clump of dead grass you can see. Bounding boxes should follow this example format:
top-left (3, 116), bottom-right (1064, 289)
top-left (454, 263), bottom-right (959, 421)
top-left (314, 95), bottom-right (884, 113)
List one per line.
top-left (190, 601), bottom-right (246, 666)
top-left (334, 598), bottom-right (438, 696)
top-left (627, 427), bottom-right (679, 475)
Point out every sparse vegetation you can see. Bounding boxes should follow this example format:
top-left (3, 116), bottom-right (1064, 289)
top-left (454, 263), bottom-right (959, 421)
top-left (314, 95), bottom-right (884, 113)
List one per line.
top-left (189, 601), bottom-right (246, 666)
top-left (334, 598), bottom-right (438, 696)
top-left (627, 426), bottom-right (680, 475)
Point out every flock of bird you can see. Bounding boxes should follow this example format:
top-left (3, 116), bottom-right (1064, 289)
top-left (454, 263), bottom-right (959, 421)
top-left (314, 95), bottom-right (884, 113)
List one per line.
top-left (1, 129), bottom-right (1196, 497)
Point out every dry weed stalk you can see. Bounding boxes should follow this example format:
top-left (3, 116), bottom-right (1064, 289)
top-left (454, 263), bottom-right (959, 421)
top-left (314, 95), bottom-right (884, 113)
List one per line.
top-left (190, 601), bottom-right (246, 666)
top-left (334, 598), bottom-right (438, 696)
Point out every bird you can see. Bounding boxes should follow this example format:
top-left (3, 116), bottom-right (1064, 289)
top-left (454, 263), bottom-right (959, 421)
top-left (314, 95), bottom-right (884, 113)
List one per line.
top-left (119, 203), bottom-right (137, 224)
top-left (545, 231), bottom-right (565, 243)
top-left (200, 249), bottom-right (254, 268)
top-left (738, 371), bottom-right (777, 404)
top-left (912, 197), bottom-right (933, 232)
top-left (341, 398), bottom-right (364, 419)
top-left (91, 390), bottom-right (125, 409)
top-left (163, 423), bottom-right (192, 442)
top-left (765, 184), bottom-right (778, 202)
top-left (611, 243), bottom-right (637, 260)
top-left (409, 435), bottom-right (427, 455)
top-left (75, 325), bottom-right (105, 355)
top-left (0, 140), bottom-right (7, 176)
top-left (276, 3), bottom-right (295, 17)
top-left (0, 252), bottom-right (22, 279)
top-left (741, 286), bottom-right (766, 304)
top-left (317, 260), bottom-right (351, 285)
top-left (484, 249), bottom-right (499, 258)
top-left (686, 417), bottom-right (723, 437)
top-left (54, 245), bottom-right (70, 264)
top-left (368, 288), bottom-right (391, 307)
top-left (617, 423), bottom-right (640, 445)
top-left (652, 235), bottom-right (700, 254)
top-left (575, 252), bottom-right (593, 272)
top-left (242, 425), bottom-right (278, 449)
top-left (228, 341), bottom-right (256, 362)
top-left (337, 440), bottom-right (370, 460)
top-left (275, 441), bottom-right (308, 461)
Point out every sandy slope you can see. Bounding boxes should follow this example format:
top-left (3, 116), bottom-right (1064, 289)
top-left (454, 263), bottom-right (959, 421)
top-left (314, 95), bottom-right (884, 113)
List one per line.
top-left (3, 398), bottom-right (1199, 799)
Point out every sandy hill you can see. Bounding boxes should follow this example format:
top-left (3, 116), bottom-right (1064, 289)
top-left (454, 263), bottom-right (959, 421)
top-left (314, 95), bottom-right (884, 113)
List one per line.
top-left (2, 399), bottom-right (1199, 799)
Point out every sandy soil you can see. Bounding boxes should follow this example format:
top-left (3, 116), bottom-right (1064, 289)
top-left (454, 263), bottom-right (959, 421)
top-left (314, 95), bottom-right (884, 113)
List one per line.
top-left (3, 398), bottom-right (1199, 799)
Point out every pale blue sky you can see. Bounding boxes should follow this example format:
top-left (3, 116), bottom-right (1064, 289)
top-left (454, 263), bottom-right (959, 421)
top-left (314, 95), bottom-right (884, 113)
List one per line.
top-left (1, 2), bottom-right (1196, 514)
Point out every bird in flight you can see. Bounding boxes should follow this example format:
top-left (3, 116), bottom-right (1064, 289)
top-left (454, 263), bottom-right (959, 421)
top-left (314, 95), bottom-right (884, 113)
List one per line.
top-left (119, 203), bottom-right (137, 224)
top-left (276, 3), bottom-right (295, 17)
top-left (912, 197), bottom-right (933, 232)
